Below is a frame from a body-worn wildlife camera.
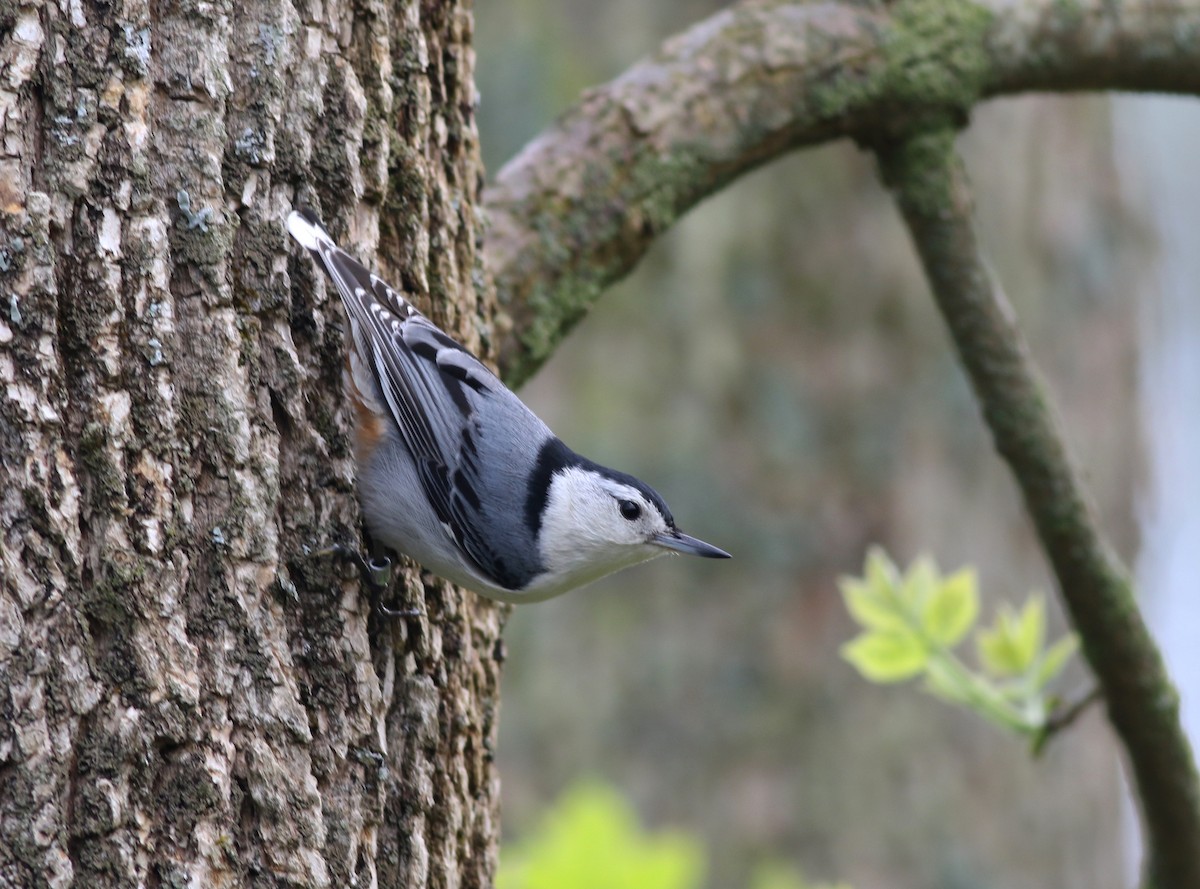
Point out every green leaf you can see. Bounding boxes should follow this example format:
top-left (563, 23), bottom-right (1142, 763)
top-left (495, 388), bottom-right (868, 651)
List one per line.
top-left (864, 547), bottom-right (900, 600)
top-left (841, 630), bottom-right (928, 683)
top-left (1035, 634), bottom-right (1079, 689)
top-left (899, 556), bottom-right (939, 611)
top-left (920, 568), bottom-right (979, 647)
top-left (840, 577), bottom-right (907, 633)
top-left (498, 782), bottom-right (705, 889)
top-left (976, 606), bottom-right (1026, 677)
top-left (1014, 597), bottom-right (1046, 671)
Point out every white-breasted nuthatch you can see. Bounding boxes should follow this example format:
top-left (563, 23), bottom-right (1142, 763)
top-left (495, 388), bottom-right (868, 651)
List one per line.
top-left (287, 210), bottom-right (730, 603)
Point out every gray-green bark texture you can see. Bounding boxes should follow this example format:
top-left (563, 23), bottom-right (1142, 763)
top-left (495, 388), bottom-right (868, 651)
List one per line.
top-left (0, 0), bottom-right (504, 886)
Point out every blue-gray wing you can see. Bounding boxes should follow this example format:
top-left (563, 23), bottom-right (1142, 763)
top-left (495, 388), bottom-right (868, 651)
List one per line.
top-left (305, 227), bottom-right (545, 590)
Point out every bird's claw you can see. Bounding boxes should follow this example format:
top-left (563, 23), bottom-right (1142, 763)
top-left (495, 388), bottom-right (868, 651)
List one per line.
top-left (376, 600), bottom-right (421, 619)
top-left (314, 543), bottom-right (420, 619)
top-left (315, 542), bottom-right (385, 590)
top-left (363, 554), bottom-right (393, 590)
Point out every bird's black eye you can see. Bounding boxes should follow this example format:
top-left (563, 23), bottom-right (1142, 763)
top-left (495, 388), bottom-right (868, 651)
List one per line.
top-left (618, 499), bottom-right (641, 521)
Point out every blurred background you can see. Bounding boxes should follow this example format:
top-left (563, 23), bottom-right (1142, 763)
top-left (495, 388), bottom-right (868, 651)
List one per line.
top-left (473, 2), bottom-right (1199, 887)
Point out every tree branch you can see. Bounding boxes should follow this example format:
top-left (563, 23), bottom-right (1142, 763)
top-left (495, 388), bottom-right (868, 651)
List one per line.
top-left (484, 0), bottom-right (1200, 387)
top-left (874, 128), bottom-right (1200, 889)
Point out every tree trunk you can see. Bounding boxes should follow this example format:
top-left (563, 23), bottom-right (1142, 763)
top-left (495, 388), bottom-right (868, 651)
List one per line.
top-left (0, 0), bottom-right (504, 885)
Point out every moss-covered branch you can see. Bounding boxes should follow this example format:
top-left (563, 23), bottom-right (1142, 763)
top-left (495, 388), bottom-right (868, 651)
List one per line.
top-left (485, 0), bottom-right (1200, 387)
top-left (875, 129), bottom-right (1200, 889)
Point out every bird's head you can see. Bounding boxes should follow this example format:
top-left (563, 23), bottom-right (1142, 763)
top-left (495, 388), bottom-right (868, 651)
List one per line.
top-left (536, 461), bottom-right (730, 590)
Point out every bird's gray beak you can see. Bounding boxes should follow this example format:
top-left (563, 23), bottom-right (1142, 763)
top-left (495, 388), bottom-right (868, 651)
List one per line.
top-left (653, 530), bottom-right (731, 559)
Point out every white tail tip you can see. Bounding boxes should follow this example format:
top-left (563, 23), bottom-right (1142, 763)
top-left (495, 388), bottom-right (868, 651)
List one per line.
top-left (286, 210), bottom-right (332, 251)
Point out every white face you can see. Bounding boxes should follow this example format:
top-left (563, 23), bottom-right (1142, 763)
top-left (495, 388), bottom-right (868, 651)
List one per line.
top-left (538, 466), bottom-right (673, 585)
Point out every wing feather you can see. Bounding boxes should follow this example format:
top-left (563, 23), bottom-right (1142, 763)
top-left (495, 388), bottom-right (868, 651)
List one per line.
top-left (303, 229), bottom-right (526, 589)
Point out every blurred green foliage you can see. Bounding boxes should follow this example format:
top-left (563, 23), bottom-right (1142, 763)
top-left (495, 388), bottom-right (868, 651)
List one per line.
top-left (498, 781), bottom-right (705, 889)
top-left (840, 548), bottom-right (1079, 745)
top-left (498, 782), bottom-right (847, 889)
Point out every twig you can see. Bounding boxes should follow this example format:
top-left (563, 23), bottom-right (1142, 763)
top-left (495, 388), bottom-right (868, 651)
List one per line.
top-left (874, 128), bottom-right (1200, 889)
top-left (1033, 687), bottom-right (1103, 757)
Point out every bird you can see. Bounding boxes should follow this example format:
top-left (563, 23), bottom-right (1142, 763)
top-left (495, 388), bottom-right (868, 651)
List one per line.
top-left (287, 209), bottom-right (730, 603)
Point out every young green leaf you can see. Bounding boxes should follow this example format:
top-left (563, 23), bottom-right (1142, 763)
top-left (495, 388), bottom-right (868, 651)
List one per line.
top-left (864, 547), bottom-right (900, 600)
top-left (899, 556), bottom-right (939, 611)
top-left (841, 548), bottom-right (1081, 745)
top-left (839, 577), bottom-right (907, 633)
top-left (1014, 597), bottom-right (1046, 671)
top-left (841, 630), bottom-right (928, 683)
top-left (1035, 634), bottom-right (1079, 689)
top-left (497, 782), bottom-right (705, 889)
top-left (920, 568), bottom-right (979, 647)
top-left (977, 605), bottom-right (1028, 677)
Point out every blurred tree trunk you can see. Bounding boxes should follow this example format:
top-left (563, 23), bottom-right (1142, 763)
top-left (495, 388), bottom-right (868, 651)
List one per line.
top-left (0, 0), bottom-right (504, 886)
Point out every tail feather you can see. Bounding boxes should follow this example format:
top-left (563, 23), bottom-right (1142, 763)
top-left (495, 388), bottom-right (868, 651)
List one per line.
top-left (286, 209), bottom-right (334, 252)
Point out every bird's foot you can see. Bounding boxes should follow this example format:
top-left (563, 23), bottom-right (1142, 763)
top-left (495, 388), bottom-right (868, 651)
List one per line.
top-left (313, 543), bottom-right (420, 619)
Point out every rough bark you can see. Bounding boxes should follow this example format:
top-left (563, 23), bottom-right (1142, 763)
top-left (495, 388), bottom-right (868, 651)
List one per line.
top-left (0, 0), bottom-right (502, 886)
